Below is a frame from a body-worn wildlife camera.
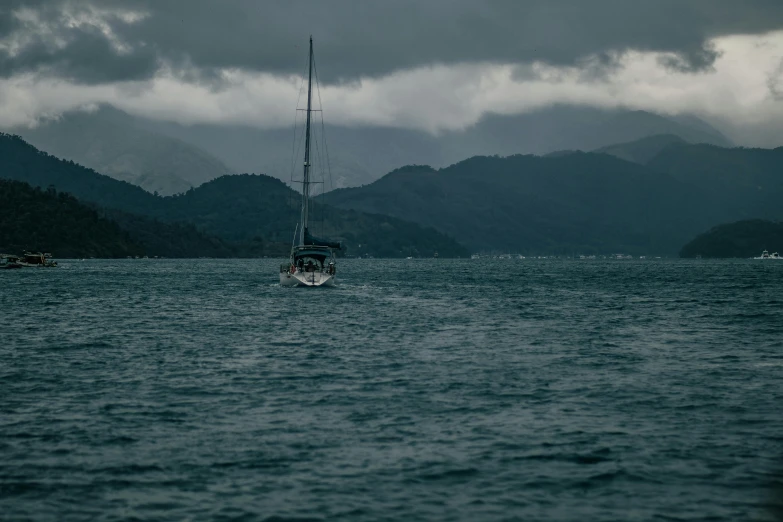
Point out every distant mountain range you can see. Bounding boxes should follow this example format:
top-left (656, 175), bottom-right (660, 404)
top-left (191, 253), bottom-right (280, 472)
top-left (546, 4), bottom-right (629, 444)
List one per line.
top-left (138, 105), bottom-right (734, 189)
top-left (2, 120), bottom-right (779, 258)
top-left (324, 139), bottom-right (783, 255)
top-left (0, 134), bottom-right (467, 258)
top-left (6, 105), bottom-right (732, 194)
top-left (5, 108), bottom-right (230, 196)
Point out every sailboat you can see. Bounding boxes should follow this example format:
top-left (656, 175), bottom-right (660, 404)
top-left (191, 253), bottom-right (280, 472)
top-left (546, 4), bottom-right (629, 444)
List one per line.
top-left (279, 37), bottom-right (341, 287)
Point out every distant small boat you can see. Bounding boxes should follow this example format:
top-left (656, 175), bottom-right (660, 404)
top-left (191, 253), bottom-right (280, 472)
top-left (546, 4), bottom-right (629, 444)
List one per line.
top-left (20, 252), bottom-right (57, 267)
top-left (754, 250), bottom-right (782, 260)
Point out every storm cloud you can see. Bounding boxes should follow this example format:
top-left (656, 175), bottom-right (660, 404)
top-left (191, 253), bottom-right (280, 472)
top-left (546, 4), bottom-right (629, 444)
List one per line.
top-left (2, 0), bottom-right (783, 83)
top-left (0, 1), bottom-right (782, 145)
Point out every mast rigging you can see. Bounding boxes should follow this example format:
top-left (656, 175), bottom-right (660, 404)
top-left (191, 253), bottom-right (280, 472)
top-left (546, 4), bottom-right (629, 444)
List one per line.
top-left (299, 35), bottom-right (314, 246)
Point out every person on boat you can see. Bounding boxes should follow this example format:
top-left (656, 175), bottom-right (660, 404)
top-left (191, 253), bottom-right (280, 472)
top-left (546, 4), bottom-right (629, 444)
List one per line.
top-left (306, 260), bottom-right (314, 272)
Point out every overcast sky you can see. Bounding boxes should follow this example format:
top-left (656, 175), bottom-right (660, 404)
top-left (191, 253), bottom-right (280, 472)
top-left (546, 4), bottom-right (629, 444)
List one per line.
top-left (1, 0), bottom-right (782, 145)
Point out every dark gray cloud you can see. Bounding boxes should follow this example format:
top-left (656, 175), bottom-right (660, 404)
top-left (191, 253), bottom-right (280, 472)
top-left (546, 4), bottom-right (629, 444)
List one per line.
top-left (1, 0), bottom-right (782, 84)
top-left (0, 0), bottom-right (160, 83)
top-left (0, 26), bottom-right (159, 83)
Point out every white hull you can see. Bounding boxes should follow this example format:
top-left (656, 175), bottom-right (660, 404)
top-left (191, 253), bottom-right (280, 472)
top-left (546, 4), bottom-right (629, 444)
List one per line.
top-left (280, 271), bottom-right (335, 287)
top-left (753, 250), bottom-right (782, 260)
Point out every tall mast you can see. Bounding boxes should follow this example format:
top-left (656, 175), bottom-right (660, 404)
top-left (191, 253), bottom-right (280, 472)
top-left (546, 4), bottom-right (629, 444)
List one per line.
top-left (299, 36), bottom-right (314, 246)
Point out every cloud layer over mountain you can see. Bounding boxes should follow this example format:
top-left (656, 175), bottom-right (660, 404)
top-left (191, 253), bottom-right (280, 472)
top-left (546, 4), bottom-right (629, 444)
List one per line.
top-left (1, 1), bottom-right (782, 145)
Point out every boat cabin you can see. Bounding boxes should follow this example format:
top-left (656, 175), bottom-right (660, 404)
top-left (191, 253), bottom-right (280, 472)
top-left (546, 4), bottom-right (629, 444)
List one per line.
top-left (23, 252), bottom-right (47, 265)
top-left (281, 245), bottom-right (336, 275)
top-left (19, 252), bottom-right (57, 267)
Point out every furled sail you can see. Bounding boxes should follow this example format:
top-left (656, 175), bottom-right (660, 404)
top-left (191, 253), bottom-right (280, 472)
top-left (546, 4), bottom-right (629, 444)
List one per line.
top-left (304, 228), bottom-right (341, 249)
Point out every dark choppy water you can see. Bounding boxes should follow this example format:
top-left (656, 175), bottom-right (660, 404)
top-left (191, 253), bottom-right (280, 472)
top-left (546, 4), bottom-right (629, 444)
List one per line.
top-left (2, 259), bottom-right (783, 521)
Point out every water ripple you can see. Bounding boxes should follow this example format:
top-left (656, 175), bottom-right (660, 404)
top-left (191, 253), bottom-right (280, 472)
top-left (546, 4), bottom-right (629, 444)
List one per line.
top-left (1, 258), bottom-right (782, 521)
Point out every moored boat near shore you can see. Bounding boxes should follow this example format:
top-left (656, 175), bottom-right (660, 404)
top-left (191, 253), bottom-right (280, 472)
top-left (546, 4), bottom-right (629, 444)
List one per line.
top-left (753, 250), bottom-right (782, 260)
top-left (20, 252), bottom-right (58, 267)
top-left (1, 252), bottom-right (57, 268)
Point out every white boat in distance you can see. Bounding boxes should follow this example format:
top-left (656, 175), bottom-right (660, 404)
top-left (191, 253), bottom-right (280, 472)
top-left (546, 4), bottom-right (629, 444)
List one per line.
top-left (753, 250), bottom-right (782, 260)
top-left (280, 37), bottom-right (340, 287)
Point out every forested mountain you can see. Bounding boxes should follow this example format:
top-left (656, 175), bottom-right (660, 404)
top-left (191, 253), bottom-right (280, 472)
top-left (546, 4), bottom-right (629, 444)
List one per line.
top-left (5, 128), bottom-right (779, 258)
top-left (648, 144), bottom-right (783, 221)
top-left (0, 178), bottom-right (245, 258)
top-left (325, 143), bottom-right (783, 255)
top-left (0, 179), bottom-right (143, 258)
top-left (680, 220), bottom-right (783, 258)
top-left (0, 133), bottom-right (160, 215)
top-left (101, 210), bottom-right (244, 258)
top-left (326, 154), bottom-right (712, 255)
top-left (0, 134), bottom-right (467, 257)
top-left (6, 107), bottom-right (229, 195)
top-left (594, 138), bottom-right (783, 225)
top-left (156, 175), bottom-right (467, 257)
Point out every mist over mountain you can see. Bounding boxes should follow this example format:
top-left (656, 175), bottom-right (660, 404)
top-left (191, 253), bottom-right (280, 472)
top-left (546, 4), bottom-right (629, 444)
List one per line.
top-left (5, 107), bottom-right (230, 196)
top-left (141, 105), bottom-right (731, 189)
top-left (6, 105), bottom-right (731, 195)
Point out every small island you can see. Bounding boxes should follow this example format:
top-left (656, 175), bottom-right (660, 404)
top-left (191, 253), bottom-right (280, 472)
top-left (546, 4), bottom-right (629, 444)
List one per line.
top-left (679, 219), bottom-right (783, 258)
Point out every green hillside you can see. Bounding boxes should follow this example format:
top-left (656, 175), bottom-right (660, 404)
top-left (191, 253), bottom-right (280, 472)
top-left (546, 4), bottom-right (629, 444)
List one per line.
top-left (325, 154), bottom-right (713, 255)
top-left (325, 142), bottom-right (783, 255)
top-left (0, 179), bottom-right (143, 258)
top-left (648, 144), bottom-right (783, 221)
top-left (7, 129), bottom-right (780, 258)
top-left (102, 209), bottom-right (247, 258)
top-left (680, 220), bottom-right (783, 258)
top-left (0, 134), bottom-right (468, 258)
top-left (0, 179), bottom-right (247, 258)
top-left (159, 175), bottom-right (468, 258)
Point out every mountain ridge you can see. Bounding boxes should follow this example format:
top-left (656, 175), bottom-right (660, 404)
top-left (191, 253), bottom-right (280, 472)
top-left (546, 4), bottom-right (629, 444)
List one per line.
top-left (326, 152), bottom-right (713, 255)
top-left (325, 142), bottom-right (783, 255)
top-left (0, 134), bottom-right (468, 258)
top-left (5, 107), bottom-right (231, 196)
top-left (10, 105), bottom-right (732, 193)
